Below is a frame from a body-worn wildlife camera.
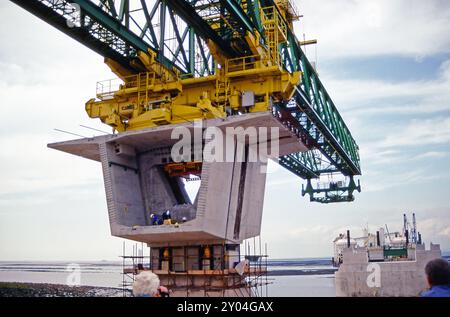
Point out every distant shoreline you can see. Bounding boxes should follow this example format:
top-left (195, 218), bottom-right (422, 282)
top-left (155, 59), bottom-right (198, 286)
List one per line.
top-left (0, 259), bottom-right (338, 295)
top-left (0, 282), bottom-right (124, 297)
top-left (268, 269), bottom-right (337, 276)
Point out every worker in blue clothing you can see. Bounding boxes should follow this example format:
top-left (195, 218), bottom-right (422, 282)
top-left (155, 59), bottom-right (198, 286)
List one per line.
top-left (421, 258), bottom-right (450, 297)
top-left (149, 213), bottom-right (163, 226)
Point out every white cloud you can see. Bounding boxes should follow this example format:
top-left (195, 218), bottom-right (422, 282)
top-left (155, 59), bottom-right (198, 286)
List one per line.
top-left (412, 151), bottom-right (449, 160)
top-left (0, 134), bottom-right (102, 196)
top-left (380, 117), bottom-right (450, 148)
top-left (318, 56), bottom-right (450, 197)
top-left (368, 151), bottom-right (449, 167)
top-left (320, 59), bottom-right (450, 116)
top-left (288, 224), bottom-right (333, 237)
top-left (418, 217), bottom-right (450, 242)
top-left (362, 169), bottom-right (426, 193)
top-left (298, 0), bottom-right (450, 60)
top-left (442, 60), bottom-right (450, 79)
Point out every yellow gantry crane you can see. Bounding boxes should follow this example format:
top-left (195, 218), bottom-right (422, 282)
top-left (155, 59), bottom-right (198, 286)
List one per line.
top-left (87, 2), bottom-right (301, 132)
top-left (12, 0), bottom-right (361, 203)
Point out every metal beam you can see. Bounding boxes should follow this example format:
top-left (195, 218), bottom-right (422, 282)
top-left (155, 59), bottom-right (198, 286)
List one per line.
top-left (11, 0), bottom-right (134, 71)
top-left (70, 0), bottom-right (179, 71)
top-left (219, 0), bottom-right (256, 35)
top-left (271, 1), bottom-right (361, 176)
top-left (164, 0), bottom-right (236, 57)
top-left (11, 0), bottom-right (184, 73)
top-left (279, 153), bottom-right (319, 180)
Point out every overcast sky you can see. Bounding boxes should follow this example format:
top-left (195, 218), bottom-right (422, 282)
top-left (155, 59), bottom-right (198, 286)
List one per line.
top-left (1, 0), bottom-right (449, 261)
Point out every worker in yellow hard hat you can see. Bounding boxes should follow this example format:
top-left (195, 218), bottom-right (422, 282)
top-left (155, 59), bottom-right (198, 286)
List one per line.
top-left (162, 210), bottom-right (172, 225)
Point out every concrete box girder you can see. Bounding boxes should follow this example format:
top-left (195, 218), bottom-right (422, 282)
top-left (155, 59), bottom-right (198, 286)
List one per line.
top-left (49, 112), bottom-right (309, 246)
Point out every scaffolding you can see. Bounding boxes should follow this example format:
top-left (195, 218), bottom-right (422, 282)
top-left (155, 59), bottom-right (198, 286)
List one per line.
top-left (121, 242), bottom-right (150, 297)
top-left (120, 237), bottom-right (270, 297)
top-left (243, 238), bottom-right (271, 298)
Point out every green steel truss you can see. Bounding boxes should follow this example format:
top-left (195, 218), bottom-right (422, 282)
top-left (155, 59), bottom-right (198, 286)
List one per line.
top-left (11, 0), bottom-right (215, 76)
top-left (11, 0), bottom-right (361, 203)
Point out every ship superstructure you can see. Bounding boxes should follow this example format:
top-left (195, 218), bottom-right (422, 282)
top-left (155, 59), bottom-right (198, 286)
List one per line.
top-left (333, 213), bottom-right (443, 297)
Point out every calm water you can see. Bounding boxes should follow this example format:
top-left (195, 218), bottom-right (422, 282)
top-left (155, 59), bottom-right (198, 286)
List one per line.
top-left (0, 259), bottom-right (336, 297)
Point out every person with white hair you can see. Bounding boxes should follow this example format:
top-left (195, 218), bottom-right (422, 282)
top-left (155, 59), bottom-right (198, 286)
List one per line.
top-left (132, 272), bottom-right (161, 297)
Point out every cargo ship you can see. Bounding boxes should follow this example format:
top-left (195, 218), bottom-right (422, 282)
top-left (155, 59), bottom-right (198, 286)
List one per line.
top-left (333, 213), bottom-right (443, 297)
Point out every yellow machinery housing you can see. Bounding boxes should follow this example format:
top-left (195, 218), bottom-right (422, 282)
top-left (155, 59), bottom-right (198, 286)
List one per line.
top-left (86, 4), bottom-right (301, 132)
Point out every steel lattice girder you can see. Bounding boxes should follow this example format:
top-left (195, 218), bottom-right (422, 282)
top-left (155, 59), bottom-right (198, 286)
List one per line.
top-left (279, 30), bottom-right (360, 175)
top-left (278, 152), bottom-right (319, 180)
top-left (163, 0), bottom-right (236, 57)
top-left (70, 0), bottom-right (180, 70)
top-left (11, 0), bottom-right (361, 183)
top-left (93, 0), bottom-right (215, 76)
top-left (11, 0), bottom-right (140, 72)
top-left (258, 0), bottom-right (361, 178)
top-left (219, 0), bottom-right (257, 35)
top-left (11, 0), bottom-right (216, 75)
top-left (174, 0), bottom-right (362, 178)
top-left (165, 0), bottom-right (261, 57)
